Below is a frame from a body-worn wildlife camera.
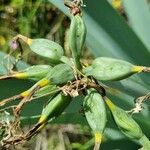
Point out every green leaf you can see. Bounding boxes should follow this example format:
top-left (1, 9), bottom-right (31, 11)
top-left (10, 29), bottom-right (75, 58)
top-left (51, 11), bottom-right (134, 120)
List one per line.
top-left (123, 0), bottom-right (150, 51)
top-left (0, 51), bottom-right (29, 75)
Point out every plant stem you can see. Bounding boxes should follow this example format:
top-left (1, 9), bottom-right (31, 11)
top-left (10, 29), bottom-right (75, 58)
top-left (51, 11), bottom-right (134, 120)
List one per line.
top-left (139, 135), bottom-right (150, 150)
top-left (141, 66), bottom-right (150, 72)
top-left (74, 57), bottom-right (82, 70)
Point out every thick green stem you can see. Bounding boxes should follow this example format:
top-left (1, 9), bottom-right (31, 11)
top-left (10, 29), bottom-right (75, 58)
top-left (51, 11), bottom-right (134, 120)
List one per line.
top-left (74, 56), bottom-right (82, 70)
top-left (139, 135), bottom-right (150, 150)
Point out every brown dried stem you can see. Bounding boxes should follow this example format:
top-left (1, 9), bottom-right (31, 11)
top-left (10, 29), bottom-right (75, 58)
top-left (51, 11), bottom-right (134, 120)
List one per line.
top-left (0, 75), bottom-right (13, 80)
top-left (0, 95), bottom-right (22, 107)
top-left (129, 92), bottom-right (150, 114)
top-left (141, 66), bottom-right (150, 72)
top-left (64, 0), bottom-right (81, 15)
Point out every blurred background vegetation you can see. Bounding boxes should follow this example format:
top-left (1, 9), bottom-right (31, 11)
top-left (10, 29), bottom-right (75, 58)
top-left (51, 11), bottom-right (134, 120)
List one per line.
top-left (0, 0), bottom-right (150, 149)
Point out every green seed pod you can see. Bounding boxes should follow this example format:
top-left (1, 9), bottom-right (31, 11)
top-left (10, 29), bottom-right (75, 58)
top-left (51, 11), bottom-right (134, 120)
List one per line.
top-left (83, 89), bottom-right (107, 149)
top-left (1, 63), bottom-right (74, 108)
top-left (21, 63), bottom-right (75, 98)
top-left (18, 65), bottom-right (52, 80)
top-left (104, 96), bottom-right (143, 140)
top-left (69, 15), bottom-right (78, 57)
top-left (34, 85), bottom-right (58, 98)
top-left (86, 57), bottom-right (143, 81)
top-left (13, 35), bottom-right (64, 64)
top-left (26, 93), bottom-right (72, 137)
top-left (46, 63), bottom-right (75, 85)
top-left (69, 14), bottom-right (86, 69)
top-left (29, 39), bottom-right (63, 64)
top-left (0, 65), bottom-right (52, 81)
top-left (75, 15), bottom-right (86, 55)
top-left (60, 56), bottom-right (73, 66)
top-left (39, 93), bottom-right (72, 124)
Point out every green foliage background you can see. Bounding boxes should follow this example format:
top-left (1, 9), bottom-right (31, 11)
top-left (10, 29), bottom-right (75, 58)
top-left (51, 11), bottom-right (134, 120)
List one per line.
top-left (0, 0), bottom-right (149, 149)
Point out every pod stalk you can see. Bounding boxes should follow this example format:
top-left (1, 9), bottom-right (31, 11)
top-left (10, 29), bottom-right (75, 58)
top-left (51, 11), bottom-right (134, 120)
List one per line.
top-left (0, 94), bottom-right (22, 106)
top-left (139, 135), bottom-right (150, 150)
top-left (141, 66), bottom-right (150, 73)
top-left (13, 34), bottom-right (32, 45)
top-left (132, 66), bottom-right (150, 73)
top-left (0, 75), bottom-right (14, 80)
top-left (0, 73), bottom-right (28, 80)
top-left (103, 96), bottom-right (116, 111)
top-left (94, 132), bottom-right (102, 150)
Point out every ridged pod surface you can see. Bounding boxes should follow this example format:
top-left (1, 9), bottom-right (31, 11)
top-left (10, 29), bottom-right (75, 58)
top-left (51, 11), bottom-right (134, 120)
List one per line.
top-left (39, 93), bottom-right (72, 124)
top-left (18, 65), bottom-right (52, 80)
top-left (29, 39), bottom-right (64, 64)
top-left (0, 65), bottom-right (52, 81)
top-left (83, 89), bottom-right (106, 148)
top-left (69, 14), bottom-right (86, 69)
top-left (46, 63), bottom-right (75, 85)
top-left (33, 85), bottom-right (58, 98)
top-left (104, 97), bottom-right (143, 140)
top-left (84, 57), bottom-right (142, 81)
top-left (75, 15), bottom-right (86, 55)
top-left (26, 93), bottom-right (72, 136)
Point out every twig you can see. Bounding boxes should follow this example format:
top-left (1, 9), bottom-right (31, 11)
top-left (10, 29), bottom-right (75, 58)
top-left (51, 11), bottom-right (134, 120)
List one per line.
top-left (64, 0), bottom-right (81, 15)
top-left (129, 92), bottom-right (150, 114)
top-left (141, 66), bottom-right (150, 72)
top-left (0, 95), bottom-right (22, 107)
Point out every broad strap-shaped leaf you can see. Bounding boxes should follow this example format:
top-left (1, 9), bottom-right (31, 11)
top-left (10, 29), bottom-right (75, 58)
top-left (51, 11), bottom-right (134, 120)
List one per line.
top-left (123, 0), bottom-right (150, 51)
